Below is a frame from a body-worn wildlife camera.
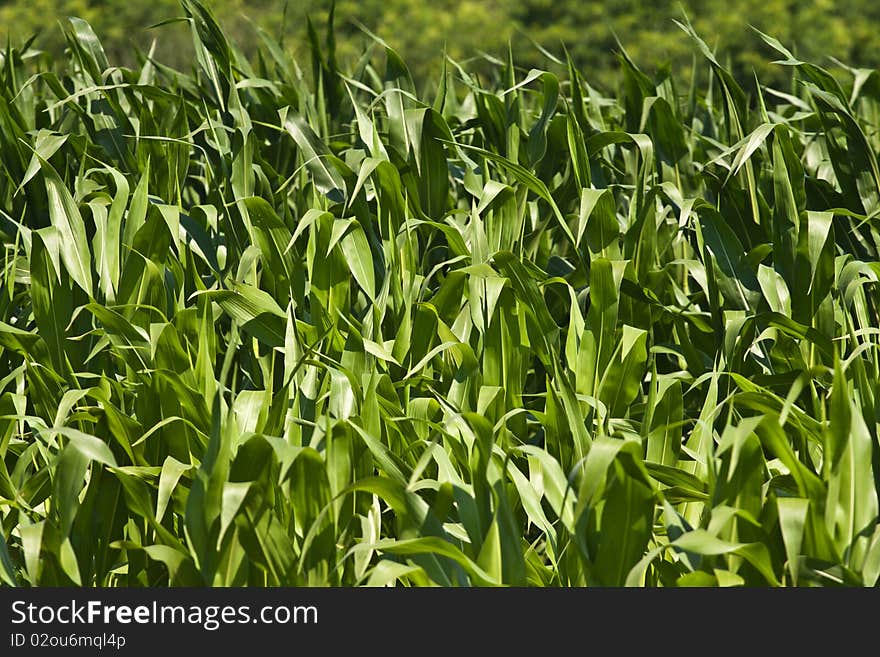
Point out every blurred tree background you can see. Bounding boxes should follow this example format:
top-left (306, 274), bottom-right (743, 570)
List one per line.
top-left (0, 0), bottom-right (877, 88)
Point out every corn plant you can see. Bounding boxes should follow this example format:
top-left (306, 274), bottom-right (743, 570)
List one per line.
top-left (0, 2), bottom-right (879, 587)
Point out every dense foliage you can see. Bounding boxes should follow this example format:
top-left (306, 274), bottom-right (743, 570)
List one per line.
top-left (3, 0), bottom-right (880, 87)
top-left (1, 1), bottom-right (879, 586)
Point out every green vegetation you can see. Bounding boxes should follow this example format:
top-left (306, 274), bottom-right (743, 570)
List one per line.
top-left (3, 0), bottom-right (880, 88)
top-left (1, 0), bottom-right (880, 587)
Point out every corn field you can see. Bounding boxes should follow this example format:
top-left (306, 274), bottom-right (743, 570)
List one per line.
top-left (1, 1), bottom-right (879, 587)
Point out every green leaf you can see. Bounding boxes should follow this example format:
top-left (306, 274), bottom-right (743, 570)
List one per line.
top-left (284, 115), bottom-right (348, 203)
top-left (38, 157), bottom-right (93, 295)
top-left (60, 428), bottom-right (118, 468)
